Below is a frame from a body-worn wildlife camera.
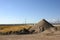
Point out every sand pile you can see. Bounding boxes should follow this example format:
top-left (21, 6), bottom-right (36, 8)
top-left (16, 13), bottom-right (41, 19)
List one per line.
top-left (31, 19), bottom-right (56, 33)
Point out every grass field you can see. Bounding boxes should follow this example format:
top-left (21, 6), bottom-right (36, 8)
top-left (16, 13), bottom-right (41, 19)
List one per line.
top-left (0, 25), bottom-right (32, 33)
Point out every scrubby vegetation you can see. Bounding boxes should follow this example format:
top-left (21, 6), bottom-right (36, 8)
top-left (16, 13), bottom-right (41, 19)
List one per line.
top-left (0, 25), bottom-right (35, 35)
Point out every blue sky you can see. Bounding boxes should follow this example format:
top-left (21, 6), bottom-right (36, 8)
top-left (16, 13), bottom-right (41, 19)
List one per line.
top-left (0, 0), bottom-right (60, 24)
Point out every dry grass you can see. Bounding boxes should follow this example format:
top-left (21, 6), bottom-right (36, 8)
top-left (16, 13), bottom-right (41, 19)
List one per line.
top-left (0, 25), bottom-right (32, 33)
top-left (0, 25), bottom-right (60, 40)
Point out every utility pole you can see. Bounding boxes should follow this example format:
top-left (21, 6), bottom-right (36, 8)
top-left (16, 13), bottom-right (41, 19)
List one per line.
top-left (25, 19), bottom-right (26, 25)
top-left (57, 17), bottom-right (60, 24)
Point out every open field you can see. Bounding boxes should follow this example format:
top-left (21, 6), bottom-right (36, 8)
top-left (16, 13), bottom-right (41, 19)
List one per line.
top-left (0, 25), bottom-right (32, 33)
top-left (0, 21), bottom-right (60, 40)
top-left (0, 25), bottom-right (60, 40)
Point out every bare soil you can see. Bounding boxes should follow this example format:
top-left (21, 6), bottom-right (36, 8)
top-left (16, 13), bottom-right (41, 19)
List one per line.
top-left (0, 31), bottom-right (60, 40)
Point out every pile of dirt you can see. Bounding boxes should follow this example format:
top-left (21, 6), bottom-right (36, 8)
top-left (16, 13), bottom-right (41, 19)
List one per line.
top-left (30, 19), bottom-right (57, 33)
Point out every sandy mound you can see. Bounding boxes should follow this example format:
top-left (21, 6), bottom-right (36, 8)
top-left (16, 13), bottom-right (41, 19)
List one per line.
top-left (30, 19), bottom-right (56, 33)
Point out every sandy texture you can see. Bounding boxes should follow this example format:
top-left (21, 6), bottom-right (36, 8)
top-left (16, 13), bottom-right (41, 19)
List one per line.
top-left (0, 32), bottom-right (60, 40)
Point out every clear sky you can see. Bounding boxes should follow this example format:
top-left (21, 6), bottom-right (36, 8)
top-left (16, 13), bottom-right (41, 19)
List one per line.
top-left (0, 0), bottom-right (60, 24)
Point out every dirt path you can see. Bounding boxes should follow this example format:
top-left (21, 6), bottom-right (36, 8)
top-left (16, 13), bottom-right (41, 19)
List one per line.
top-left (0, 33), bottom-right (60, 40)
